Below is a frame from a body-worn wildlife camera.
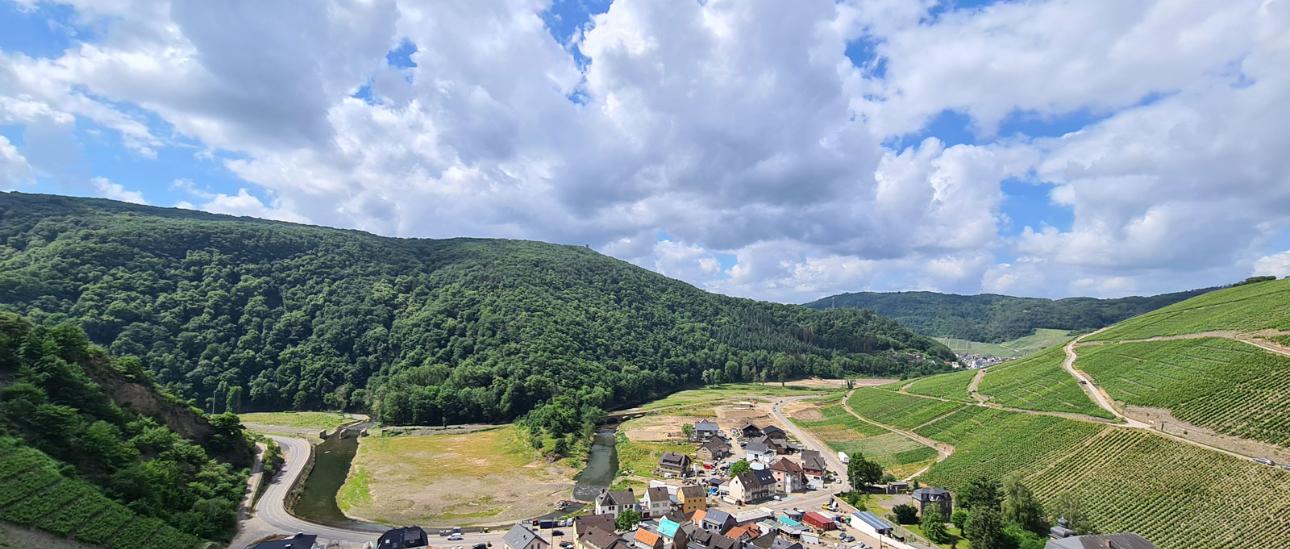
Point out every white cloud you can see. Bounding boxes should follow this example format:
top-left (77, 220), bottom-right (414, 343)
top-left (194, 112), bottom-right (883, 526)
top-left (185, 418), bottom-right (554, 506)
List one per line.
top-left (89, 176), bottom-right (147, 204)
top-left (182, 188), bottom-right (307, 224)
top-left (0, 135), bottom-right (33, 188)
top-left (1254, 251), bottom-right (1290, 278)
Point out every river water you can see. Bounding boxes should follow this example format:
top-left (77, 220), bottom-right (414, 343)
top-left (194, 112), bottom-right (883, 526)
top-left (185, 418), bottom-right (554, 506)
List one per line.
top-left (572, 425), bottom-right (620, 501)
top-left (291, 422), bottom-right (385, 531)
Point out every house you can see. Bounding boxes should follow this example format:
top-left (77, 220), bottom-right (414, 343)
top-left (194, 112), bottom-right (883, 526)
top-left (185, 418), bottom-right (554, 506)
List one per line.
top-left (761, 425), bottom-right (787, 444)
top-left (744, 438), bottom-right (775, 463)
top-left (767, 538), bottom-right (802, 549)
top-left (1044, 533), bottom-right (1155, 549)
top-left (677, 485), bottom-right (708, 516)
top-left (849, 511), bottom-right (893, 538)
top-left (801, 512), bottom-right (835, 531)
top-left (697, 438), bottom-right (731, 463)
top-left (656, 515), bottom-right (690, 549)
top-left (727, 470), bottom-right (774, 504)
top-left (377, 526), bottom-right (429, 548)
top-left (505, 523), bottom-right (550, 549)
top-left (911, 487), bottom-right (953, 521)
top-left (643, 486), bottom-right (673, 518)
top-left (576, 514), bottom-right (618, 537)
top-left (660, 452), bottom-right (692, 477)
top-left (597, 488), bottom-right (640, 517)
top-left (798, 450), bottom-right (827, 487)
top-left (694, 420), bottom-right (721, 440)
top-left (634, 528), bottom-right (664, 549)
top-left (578, 529), bottom-right (629, 549)
top-left (701, 508), bottom-right (737, 533)
top-left (723, 524), bottom-right (759, 541)
top-left (682, 524), bottom-right (740, 549)
top-left (768, 458), bottom-right (804, 494)
top-left (739, 423), bottom-right (763, 439)
top-left (251, 534), bottom-right (318, 549)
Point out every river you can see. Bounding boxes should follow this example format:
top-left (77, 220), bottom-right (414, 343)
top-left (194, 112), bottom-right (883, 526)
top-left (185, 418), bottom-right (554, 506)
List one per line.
top-left (572, 425), bottom-right (620, 501)
top-left (291, 422), bottom-right (384, 531)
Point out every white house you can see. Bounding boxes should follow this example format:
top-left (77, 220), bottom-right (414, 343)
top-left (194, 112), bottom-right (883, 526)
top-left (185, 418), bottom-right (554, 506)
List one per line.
top-left (595, 489), bottom-right (640, 517)
top-left (642, 486), bottom-right (672, 518)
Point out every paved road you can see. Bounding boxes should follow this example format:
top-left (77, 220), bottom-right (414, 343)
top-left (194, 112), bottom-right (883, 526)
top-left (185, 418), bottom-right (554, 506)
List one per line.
top-left (769, 397), bottom-right (848, 478)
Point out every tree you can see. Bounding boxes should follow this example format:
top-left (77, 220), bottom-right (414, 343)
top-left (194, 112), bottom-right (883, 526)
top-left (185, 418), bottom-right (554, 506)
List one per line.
top-left (1002, 477), bottom-right (1048, 534)
top-left (964, 506), bottom-right (1007, 549)
top-left (847, 453), bottom-right (883, 490)
top-left (1050, 492), bottom-right (1094, 535)
top-left (225, 386), bottom-right (243, 414)
top-left (921, 506), bottom-right (951, 543)
top-left (951, 509), bottom-right (969, 530)
top-left (681, 423), bottom-right (695, 440)
top-left (960, 475), bottom-right (1003, 511)
top-left (615, 508), bottom-right (641, 531)
top-left (729, 459), bottom-right (751, 476)
top-left (892, 504), bottom-right (919, 524)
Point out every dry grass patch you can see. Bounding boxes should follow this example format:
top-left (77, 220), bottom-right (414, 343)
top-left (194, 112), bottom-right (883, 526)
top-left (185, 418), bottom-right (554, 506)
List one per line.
top-left (338, 426), bottom-right (575, 526)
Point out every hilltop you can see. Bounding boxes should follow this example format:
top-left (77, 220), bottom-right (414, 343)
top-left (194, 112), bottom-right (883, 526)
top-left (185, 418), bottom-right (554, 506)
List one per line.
top-left (0, 192), bottom-right (952, 429)
top-left (804, 288), bottom-right (1212, 342)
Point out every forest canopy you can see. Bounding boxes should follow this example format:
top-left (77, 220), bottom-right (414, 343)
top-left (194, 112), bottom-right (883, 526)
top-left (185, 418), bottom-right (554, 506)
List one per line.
top-left (0, 192), bottom-right (952, 426)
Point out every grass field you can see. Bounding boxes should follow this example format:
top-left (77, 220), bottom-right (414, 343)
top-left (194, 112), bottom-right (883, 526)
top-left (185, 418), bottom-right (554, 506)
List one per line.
top-left (976, 346), bottom-right (1113, 418)
top-left (239, 411), bottom-right (356, 432)
top-left (614, 435), bottom-right (695, 486)
top-left (832, 387), bottom-right (1290, 548)
top-left (790, 402), bottom-right (935, 478)
top-left (846, 387), bottom-right (963, 429)
top-left (1078, 338), bottom-right (1290, 447)
top-left (903, 369), bottom-right (976, 401)
top-left (935, 328), bottom-right (1072, 358)
top-left (1088, 278), bottom-right (1290, 341)
top-left (338, 426), bottom-right (575, 525)
top-left (633, 383), bottom-right (830, 416)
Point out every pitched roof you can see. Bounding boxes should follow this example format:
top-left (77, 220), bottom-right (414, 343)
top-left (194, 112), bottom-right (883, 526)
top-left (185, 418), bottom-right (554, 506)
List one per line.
top-left (691, 509), bottom-right (707, 524)
top-left (851, 511), bottom-right (892, 533)
top-left (504, 523), bottom-right (544, 549)
top-left (703, 508), bottom-right (733, 526)
top-left (761, 425), bottom-right (786, 438)
top-left (695, 420), bottom-right (720, 432)
top-left (769, 458), bottom-right (802, 473)
top-left (581, 529), bottom-right (626, 549)
top-left (576, 514), bottom-right (617, 537)
top-left (377, 526), bottom-right (428, 549)
top-left (252, 534), bottom-right (318, 549)
top-left (753, 469), bottom-right (775, 486)
top-left (646, 486), bottom-right (671, 502)
top-left (634, 529), bottom-right (662, 547)
top-left (799, 450), bottom-right (826, 471)
top-left (1046, 533), bottom-right (1155, 549)
top-left (680, 485), bottom-right (706, 500)
top-left (724, 525), bottom-right (758, 540)
top-left (912, 487), bottom-right (951, 501)
top-left (745, 439), bottom-right (771, 454)
top-left (661, 452), bottom-right (690, 467)
top-left (657, 516), bottom-right (682, 538)
top-left (736, 470), bottom-right (775, 490)
top-left (601, 489), bottom-right (637, 506)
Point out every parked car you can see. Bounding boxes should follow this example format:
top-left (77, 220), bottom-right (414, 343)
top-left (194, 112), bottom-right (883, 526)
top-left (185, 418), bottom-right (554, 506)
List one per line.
top-left (1254, 457), bottom-right (1275, 465)
top-left (553, 530), bottom-right (566, 537)
top-left (448, 533), bottom-right (464, 541)
top-left (560, 543), bottom-right (574, 549)
top-left (473, 544), bottom-right (487, 549)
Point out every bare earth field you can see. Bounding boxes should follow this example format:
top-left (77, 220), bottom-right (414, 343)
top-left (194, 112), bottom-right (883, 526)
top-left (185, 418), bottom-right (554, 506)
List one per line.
top-left (337, 426), bottom-right (575, 526)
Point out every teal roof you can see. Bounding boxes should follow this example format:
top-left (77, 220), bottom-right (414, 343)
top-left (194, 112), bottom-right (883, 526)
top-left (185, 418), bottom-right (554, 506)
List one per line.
top-left (658, 517), bottom-right (680, 538)
top-left (777, 515), bottom-right (802, 528)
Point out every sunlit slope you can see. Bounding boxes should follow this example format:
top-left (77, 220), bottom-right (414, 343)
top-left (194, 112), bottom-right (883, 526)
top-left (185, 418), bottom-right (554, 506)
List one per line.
top-left (1088, 278), bottom-right (1290, 341)
top-left (976, 346), bottom-right (1112, 418)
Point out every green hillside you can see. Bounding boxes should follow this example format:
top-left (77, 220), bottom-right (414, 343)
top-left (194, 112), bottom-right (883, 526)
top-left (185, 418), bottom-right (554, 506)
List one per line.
top-left (976, 346), bottom-right (1112, 418)
top-left (903, 368), bottom-right (976, 401)
top-left (0, 192), bottom-right (952, 430)
top-left (0, 313), bottom-right (251, 546)
top-left (805, 288), bottom-right (1212, 342)
top-left (935, 328), bottom-right (1072, 358)
top-left (1087, 277), bottom-right (1290, 341)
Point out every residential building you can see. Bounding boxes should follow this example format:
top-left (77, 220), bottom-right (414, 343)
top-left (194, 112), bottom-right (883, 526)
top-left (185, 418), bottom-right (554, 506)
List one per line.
top-left (798, 450), bottom-right (827, 488)
top-left (597, 488), bottom-right (640, 517)
top-left (660, 452), bottom-right (692, 477)
top-left (760, 425), bottom-right (786, 444)
top-left (656, 515), bottom-right (690, 549)
top-left (739, 423), bottom-right (763, 439)
top-left (727, 470), bottom-right (774, 504)
top-left (1044, 533), bottom-right (1155, 549)
top-left (723, 524), bottom-right (759, 542)
top-left (578, 529), bottom-right (629, 549)
top-left (768, 458), bottom-right (804, 494)
top-left (677, 485), bottom-right (708, 516)
top-left (634, 528), bottom-right (664, 549)
top-left (911, 487), bottom-right (953, 521)
top-left (377, 526), bottom-right (429, 549)
top-left (694, 420), bottom-right (721, 440)
top-left (643, 486), bottom-right (673, 518)
top-left (697, 438), bottom-right (731, 463)
top-left (576, 514), bottom-right (618, 537)
top-left (700, 508), bottom-right (736, 533)
top-left (505, 523), bottom-right (550, 549)
top-left (744, 438), bottom-right (775, 463)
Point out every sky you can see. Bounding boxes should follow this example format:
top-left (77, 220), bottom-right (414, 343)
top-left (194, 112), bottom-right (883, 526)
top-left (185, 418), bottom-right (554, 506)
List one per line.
top-left (1, 0), bottom-right (1289, 303)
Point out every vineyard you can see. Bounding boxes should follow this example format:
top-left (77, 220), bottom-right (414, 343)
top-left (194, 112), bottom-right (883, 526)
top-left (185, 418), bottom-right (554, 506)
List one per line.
top-left (845, 387), bottom-right (964, 429)
top-left (976, 346), bottom-right (1113, 418)
top-left (912, 407), bottom-right (1106, 492)
top-left (1088, 278), bottom-right (1290, 341)
top-left (1078, 338), bottom-right (1290, 447)
top-left (903, 368), bottom-right (976, 401)
top-left (0, 438), bottom-right (201, 549)
top-left (790, 402), bottom-right (937, 478)
top-left (1026, 428), bottom-right (1290, 548)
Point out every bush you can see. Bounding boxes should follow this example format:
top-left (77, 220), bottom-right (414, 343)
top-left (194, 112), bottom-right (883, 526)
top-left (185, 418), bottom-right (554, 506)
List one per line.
top-left (892, 504), bottom-right (919, 524)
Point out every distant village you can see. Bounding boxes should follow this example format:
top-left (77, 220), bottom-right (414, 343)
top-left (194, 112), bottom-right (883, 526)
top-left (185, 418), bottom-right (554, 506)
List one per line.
top-left (953, 353), bottom-right (1010, 369)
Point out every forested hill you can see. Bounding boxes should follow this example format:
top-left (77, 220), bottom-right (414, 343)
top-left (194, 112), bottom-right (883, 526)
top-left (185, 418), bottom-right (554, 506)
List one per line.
top-left (803, 288), bottom-right (1213, 343)
top-left (0, 192), bottom-right (952, 427)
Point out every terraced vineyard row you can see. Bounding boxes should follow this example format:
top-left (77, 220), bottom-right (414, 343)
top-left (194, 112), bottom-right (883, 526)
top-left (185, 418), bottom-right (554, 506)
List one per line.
top-left (845, 387), bottom-right (963, 429)
top-left (976, 346), bottom-right (1113, 418)
top-left (1026, 429), bottom-right (1290, 548)
top-left (1088, 278), bottom-right (1290, 341)
top-left (1079, 338), bottom-right (1290, 447)
top-left (0, 439), bottom-right (202, 549)
top-left (903, 368), bottom-right (975, 401)
top-left (911, 406), bottom-right (1106, 492)
top-left (790, 402), bottom-right (936, 478)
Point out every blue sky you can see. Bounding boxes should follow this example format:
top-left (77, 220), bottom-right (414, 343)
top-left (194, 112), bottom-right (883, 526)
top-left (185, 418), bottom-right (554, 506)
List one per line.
top-left (1, 0), bottom-right (1287, 302)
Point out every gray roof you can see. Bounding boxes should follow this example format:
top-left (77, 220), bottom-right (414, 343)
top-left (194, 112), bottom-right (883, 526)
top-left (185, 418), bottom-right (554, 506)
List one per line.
top-left (661, 452), bottom-right (690, 467)
top-left (576, 514), bottom-right (617, 537)
top-left (504, 523), bottom-right (545, 549)
top-left (769, 538), bottom-right (802, 549)
top-left (580, 528), bottom-right (626, 549)
top-left (912, 487), bottom-right (951, 501)
top-left (761, 425), bottom-right (786, 439)
top-left (1044, 533), bottom-right (1155, 549)
top-left (704, 508), bottom-right (734, 527)
top-left (799, 450), bottom-right (827, 471)
top-left (851, 511), bottom-right (892, 534)
top-left (252, 534), bottom-right (317, 549)
top-left (736, 469), bottom-right (776, 489)
top-left (680, 485), bottom-right (707, 499)
top-left (695, 420), bottom-right (720, 432)
top-left (601, 489), bottom-right (637, 506)
top-left (745, 439), bottom-right (771, 454)
top-left (647, 486), bottom-right (671, 502)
